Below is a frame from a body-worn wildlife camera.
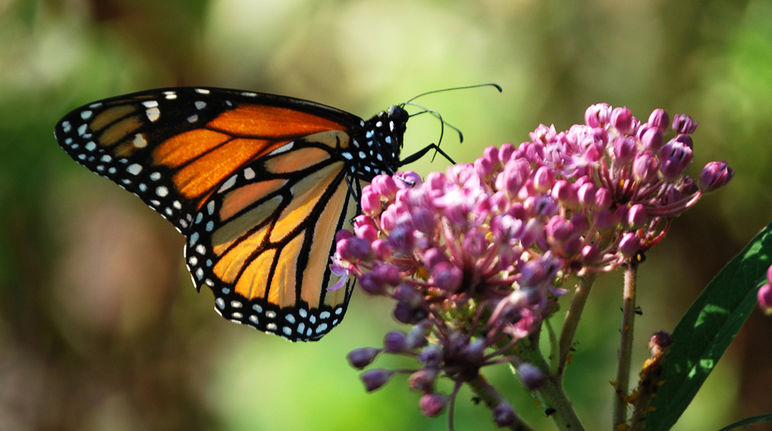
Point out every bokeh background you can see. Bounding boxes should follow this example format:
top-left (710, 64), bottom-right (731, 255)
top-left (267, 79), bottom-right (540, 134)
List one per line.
top-left (1, 0), bottom-right (770, 430)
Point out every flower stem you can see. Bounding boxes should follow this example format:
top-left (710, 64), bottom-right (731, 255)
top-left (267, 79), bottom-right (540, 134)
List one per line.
top-left (515, 341), bottom-right (585, 431)
top-left (557, 273), bottom-right (597, 375)
top-left (466, 374), bottom-right (534, 431)
top-left (613, 261), bottom-right (638, 428)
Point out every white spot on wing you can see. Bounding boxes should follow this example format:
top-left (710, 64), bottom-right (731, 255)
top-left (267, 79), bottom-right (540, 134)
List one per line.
top-left (194, 101), bottom-right (206, 110)
top-left (146, 107), bottom-right (160, 122)
top-left (195, 88), bottom-right (211, 94)
top-left (156, 186), bottom-right (169, 197)
top-left (80, 110), bottom-right (92, 120)
top-left (218, 175), bottom-right (237, 192)
top-left (268, 142), bottom-right (294, 156)
top-left (127, 163), bottom-right (142, 175)
top-left (244, 167), bottom-right (255, 180)
top-left (142, 100), bottom-right (159, 108)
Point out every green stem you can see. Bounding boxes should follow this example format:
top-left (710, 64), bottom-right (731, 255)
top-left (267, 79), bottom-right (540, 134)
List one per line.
top-left (613, 262), bottom-right (638, 428)
top-left (516, 340), bottom-right (586, 431)
top-left (558, 273), bottom-right (597, 375)
top-left (466, 374), bottom-right (535, 431)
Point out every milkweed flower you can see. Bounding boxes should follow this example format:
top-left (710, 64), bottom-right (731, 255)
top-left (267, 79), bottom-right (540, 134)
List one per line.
top-left (333, 104), bottom-right (731, 427)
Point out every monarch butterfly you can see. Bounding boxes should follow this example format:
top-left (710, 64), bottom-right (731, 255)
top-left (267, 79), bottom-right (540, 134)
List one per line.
top-left (54, 86), bottom-right (493, 341)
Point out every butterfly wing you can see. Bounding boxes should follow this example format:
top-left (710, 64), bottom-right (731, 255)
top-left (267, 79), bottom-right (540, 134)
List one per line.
top-left (54, 87), bottom-right (370, 340)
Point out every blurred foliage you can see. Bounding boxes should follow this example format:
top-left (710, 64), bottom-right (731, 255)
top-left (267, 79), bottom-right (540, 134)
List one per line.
top-left (0, 0), bottom-right (770, 430)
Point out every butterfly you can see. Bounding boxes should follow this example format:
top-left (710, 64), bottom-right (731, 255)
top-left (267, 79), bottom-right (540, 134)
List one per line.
top-left (54, 86), bottom-right (461, 341)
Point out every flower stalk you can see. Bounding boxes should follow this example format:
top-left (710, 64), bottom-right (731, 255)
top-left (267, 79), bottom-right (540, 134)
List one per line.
top-left (613, 260), bottom-right (639, 427)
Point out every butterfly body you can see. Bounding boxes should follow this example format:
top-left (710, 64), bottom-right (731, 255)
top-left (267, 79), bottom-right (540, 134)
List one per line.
top-left (54, 87), bottom-right (409, 341)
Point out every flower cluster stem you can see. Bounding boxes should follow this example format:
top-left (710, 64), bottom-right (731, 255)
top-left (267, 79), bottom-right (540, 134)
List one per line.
top-left (613, 261), bottom-right (638, 427)
top-left (558, 273), bottom-right (597, 375)
top-left (466, 375), bottom-right (534, 431)
top-left (515, 342), bottom-right (585, 431)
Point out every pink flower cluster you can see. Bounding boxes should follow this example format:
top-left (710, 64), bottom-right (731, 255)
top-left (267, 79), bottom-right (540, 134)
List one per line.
top-left (334, 104), bottom-right (732, 422)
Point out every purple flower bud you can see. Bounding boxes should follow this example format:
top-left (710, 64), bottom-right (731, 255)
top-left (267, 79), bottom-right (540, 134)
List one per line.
top-left (619, 232), bottom-right (641, 257)
top-left (460, 338), bottom-right (486, 364)
top-left (431, 262), bottom-right (463, 292)
top-left (359, 272), bottom-right (386, 295)
top-left (371, 175), bottom-right (398, 197)
top-left (571, 214), bottom-right (589, 233)
top-left (422, 248), bottom-right (448, 270)
top-left (354, 223), bottom-right (378, 243)
top-left (347, 347), bottom-right (380, 369)
top-left (517, 362), bottom-right (547, 390)
top-left (463, 231), bottom-right (487, 257)
top-left (533, 166), bottom-right (555, 192)
top-left (627, 204), bottom-right (647, 228)
top-left (387, 224), bottom-right (415, 253)
top-left (405, 321), bottom-right (431, 349)
top-left (412, 207), bottom-right (436, 234)
top-left (632, 151), bottom-right (659, 183)
top-left (613, 136), bottom-right (637, 163)
top-left (594, 187), bottom-right (612, 209)
top-left (335, 229), bottom-right (353, 242)
top-left (337, 237), bottom-right (372, 262)
top-left (640, 126), bottom-right (664, 152)
top-left (371, 239), bottom-right (391, 260)
top-left (396, 171), bottom-right (422, 188)
top-left (383, 331), bottom-right (408, 353)
top-left (361, 188), bottom-right (381, 214)
top-left (474, 156), bottom-right (494, 178)
top-left (659, 137), bottom-right (693, 180)
top-left (585, 103), bottom-right (611, 128)
top-left (758, 282), bottom-right (772, 316)
top-left (648, 108), bottom-right (670, 131)
top-left (394, 284), bottom-right (424, 306)
top-left (519, 259), bottom-right (548, 287)
top-left (408, 368), bottom-right (437, 392)
top-left (699, 161), bottom-right (733, 192)
top-left (672, 113), bottom-right (698, 134)
top-left (419, 393), bottom-right (448, 417)
top-left (577, 183), bottom-right (596, 207)
top-left (360, 369), bottom-right (393, 392)
top-left (482, 145), bottom-right (500, 167)
top-left (419, 344), bottom-right (443, 367)
top-left (498, 143), bottom-right (515, 163)
top-left (493, 403), bottom-right (516, 427)
top-left (551, 180), bottom-right (576, 205)
top-left (374, 264), bottom-right (402, 285)
top-left (393, 300), bottom-right (426, 324)
top-left (594, 208), bottom-right (615, 230)
top-left (611, 106), bottom-right (634, 133)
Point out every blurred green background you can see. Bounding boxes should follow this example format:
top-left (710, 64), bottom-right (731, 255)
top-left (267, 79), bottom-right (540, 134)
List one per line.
top-left (1, 0), bottom-right (770, 430)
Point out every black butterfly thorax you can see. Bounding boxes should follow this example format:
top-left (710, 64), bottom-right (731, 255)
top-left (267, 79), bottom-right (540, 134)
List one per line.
top-left (346, 105), bottom-right (408, 182)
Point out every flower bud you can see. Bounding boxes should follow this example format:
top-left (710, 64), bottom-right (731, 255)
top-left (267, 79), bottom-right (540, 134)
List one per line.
top-left (619, 232), bottom-right (641, 257)
top-left (585, 103), bottom-right (611, 127)
top-left (627, 204), bottom-right (647, 228)
top-left (408, 368), bottom-right (437, 392)
top-left (672, 113), bottom-right (698, 134)
top-left (431, 262), bottom-right (463, 292)
top-left (384, 330), bottom-right (408, 353)
top-left (336, 237), bottom-right (372, 262)
top-left (493, 403), bottom-right (516, 427)
top-left (699, 161), bottom-right (733, 192)
top-left (533, 166), bottom-right (555, 192)
top-left (347, 347), bottom-right (380, 369)
top-left (613, 136), bottom-right (637, 162)
top-left (647, 108), bottom-right (670, 131)
top-left (360, 369), bottom-right (393, 392)
top-left (632, 151), bottom-right (658, 183)
top-left (393, 300), bottom-right (426, 324)
top-left (659, 136), bottom-right (693, 180)
top-left (498, 143), bottom-right (515, 163)
top-left (517, 362), bottom-right (547, 390)
top-left (758, 283), bottom-right (772, 316)
top-left (359, 272), bottom-right (386, 295)
top-left (611, 106), bottom-right (634, 133)
top-left (419, 393), bottom-right (448, 417)
top-left (640, 126), bottom-right (664, 152)
top-left (419, 344), bottom-right (443, 367)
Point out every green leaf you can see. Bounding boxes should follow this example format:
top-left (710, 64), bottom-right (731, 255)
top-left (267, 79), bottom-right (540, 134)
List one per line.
top-left (717, 413), bottom-right (772, 431)
top-left (643, 222), bottom-right (772, 431)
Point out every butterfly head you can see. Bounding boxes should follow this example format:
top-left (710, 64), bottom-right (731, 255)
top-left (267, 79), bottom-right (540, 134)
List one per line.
top-left (350, 105), bottom-right (410, 181)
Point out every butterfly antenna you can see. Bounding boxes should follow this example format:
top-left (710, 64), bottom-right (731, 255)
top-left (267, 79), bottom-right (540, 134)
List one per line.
top-left (404, 82), bottom-right (502, 105)
top-left (406, 102), bottom-right (465, 162)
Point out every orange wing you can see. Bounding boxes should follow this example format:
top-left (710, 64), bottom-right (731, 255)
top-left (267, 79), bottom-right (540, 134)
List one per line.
top-left (54, 87), bottom-right (409, 341)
